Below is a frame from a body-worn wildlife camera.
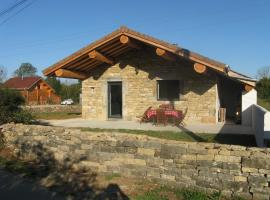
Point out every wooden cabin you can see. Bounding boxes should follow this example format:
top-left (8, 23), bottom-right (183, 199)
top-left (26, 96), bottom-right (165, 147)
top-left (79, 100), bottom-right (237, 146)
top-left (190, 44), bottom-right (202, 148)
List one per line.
top-left (4, 76), bottom-right (61, 105)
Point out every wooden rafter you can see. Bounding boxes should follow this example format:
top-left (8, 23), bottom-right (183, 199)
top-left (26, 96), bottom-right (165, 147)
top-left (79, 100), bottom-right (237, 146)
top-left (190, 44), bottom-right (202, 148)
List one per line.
top-left (194, 63), bottom-right (207, 74)
top-left (70, 59), bottom-right (96, 72)
top-left (120, 35), bottom-right (141, 49)
top-left (156, 48), bottom-right (175, 61)
top-left (88, 50), bottom-right (114, 65)
top-left (109, 46), bottom-right (130, 57)
top-left (76, 60), bottom-right (101, 72)
top-left (244, 84), bottom-right (254, 92)
top-left (55, 69), bottom-right (87, 80)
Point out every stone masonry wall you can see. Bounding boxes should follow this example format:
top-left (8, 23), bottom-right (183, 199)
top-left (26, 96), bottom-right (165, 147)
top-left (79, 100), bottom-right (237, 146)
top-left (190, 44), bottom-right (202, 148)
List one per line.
top-left (23, 105), bottom-right (81, 113)
top-left (82, 48), bottom-right (217, 124)
top-left (2, 124), bottom-right (270, 200)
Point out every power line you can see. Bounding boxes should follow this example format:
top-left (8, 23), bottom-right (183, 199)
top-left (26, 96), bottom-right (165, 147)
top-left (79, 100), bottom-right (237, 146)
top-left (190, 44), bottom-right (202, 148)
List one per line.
top-left (0, 0), bottom-right (36, 27)
top-left (0, 0), bottom-right (28, 18)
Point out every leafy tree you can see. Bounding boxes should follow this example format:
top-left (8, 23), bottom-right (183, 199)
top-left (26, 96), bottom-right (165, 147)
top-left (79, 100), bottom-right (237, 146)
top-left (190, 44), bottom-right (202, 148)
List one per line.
top-left (256, 77), bottom-right (270, 99)
top-left (60, 81), bottom-right (81, 104)
top-left (14, 63), bottom-right (37, 78)
top-left (0, 66), bottom-right (7, 83)
top-left (45, 76), bottom-right (62, 95)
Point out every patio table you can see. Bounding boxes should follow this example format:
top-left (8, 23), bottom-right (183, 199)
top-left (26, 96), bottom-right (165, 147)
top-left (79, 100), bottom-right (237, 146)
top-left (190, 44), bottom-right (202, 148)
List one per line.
top-left (146, 109), bottom-right (182, 125)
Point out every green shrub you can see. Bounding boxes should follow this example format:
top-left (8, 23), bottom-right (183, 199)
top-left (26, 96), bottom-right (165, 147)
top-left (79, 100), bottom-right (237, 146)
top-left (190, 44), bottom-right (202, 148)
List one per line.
top-left (0, 88), bottom-right (34, 124)
top-left (12, 110), bottom-right (34, 124)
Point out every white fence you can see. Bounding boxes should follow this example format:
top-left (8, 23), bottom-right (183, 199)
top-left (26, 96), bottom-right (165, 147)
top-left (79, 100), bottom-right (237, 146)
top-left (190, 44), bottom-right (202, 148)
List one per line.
top-left (252, 104), bottom-right (270, 147)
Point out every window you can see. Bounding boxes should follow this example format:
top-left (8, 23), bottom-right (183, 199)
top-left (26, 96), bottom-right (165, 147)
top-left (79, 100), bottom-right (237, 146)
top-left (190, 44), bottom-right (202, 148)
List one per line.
top-left (157, 80), bottom-right (180, 100)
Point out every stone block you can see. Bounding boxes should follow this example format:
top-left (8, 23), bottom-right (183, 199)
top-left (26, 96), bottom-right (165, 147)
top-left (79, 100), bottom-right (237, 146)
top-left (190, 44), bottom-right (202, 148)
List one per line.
top-left (214, 155), bottom-right (241, 163)
top-left (248, 176), bottom-right (268, 187)
top-left (145, 158), bottom-right (163, 167)
top-left (146, 167), bottom-right (162, 178)
top-left (242, 167), bottom-right (258, 173)
top-left (197, 154), bottom-right (214, 161)
top-left (252, 193), bottom-right (269, 200)
top-left (222, 181), bottom-right (249, 193)
top-left (187, 144), bottom-right (208, 154)
top-left (242, 157), bottom-right (270, 169)
top-left (160, 174), bottom-right (175, 181)
top-left (81, 144), bottom-right (92, 150)
top-left (137, 148), bottom-right (155, 156)
top-left (234, 176), bottom-right (247, 182)
top-left (159, 144), bottom-right (186, 159)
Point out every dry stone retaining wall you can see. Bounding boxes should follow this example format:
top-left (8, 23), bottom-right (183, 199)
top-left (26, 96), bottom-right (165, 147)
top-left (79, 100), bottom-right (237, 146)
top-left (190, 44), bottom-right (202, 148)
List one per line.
top-left (23, 105), bottom-right (81, 113)
top-left (1, 124), bottom-right (270, 200)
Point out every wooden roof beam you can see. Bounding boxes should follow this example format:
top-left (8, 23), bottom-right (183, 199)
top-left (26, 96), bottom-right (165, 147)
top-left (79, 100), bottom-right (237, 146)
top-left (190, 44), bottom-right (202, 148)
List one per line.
top-left (89, 50), bottom-right (114, 65)
top-left (120, 35), bottom-right (141, 49)
top-left (156, 48), bottom-right (176, 61)
top-left (244, 84), bottom-right (254, 92)
top-left (55, 69), bottom-right (87, 80)
top-left (194, 63), bottom-right (207, 74)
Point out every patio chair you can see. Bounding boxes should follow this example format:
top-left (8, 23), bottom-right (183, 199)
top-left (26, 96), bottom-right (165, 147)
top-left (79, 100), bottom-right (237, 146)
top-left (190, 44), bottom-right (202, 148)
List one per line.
top-left (137, 106), bottom-right (152, 124)
top-left (156, 108), bottom-right (167, 126)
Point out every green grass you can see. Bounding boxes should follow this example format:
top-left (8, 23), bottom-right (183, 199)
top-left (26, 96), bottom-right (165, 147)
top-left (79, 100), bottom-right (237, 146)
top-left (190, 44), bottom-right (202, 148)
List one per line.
top-left (176, 188), bottom-right (221, 200)
top-left (105, 173), bottom-right (121, 181)
top-left (135, 187), bottom-right (246, 200)
top-left (135, 187), bottom-right (171, 200)
top-left (34, 112), bottom-right (81, 120)
top-left (80, 128), bottom-right (256, 147)
top-left (258, 98), bottom-right (270, 111)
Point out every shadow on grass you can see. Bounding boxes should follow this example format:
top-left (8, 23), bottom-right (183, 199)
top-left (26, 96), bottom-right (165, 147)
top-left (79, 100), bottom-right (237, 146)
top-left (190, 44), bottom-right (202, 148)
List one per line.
top-left (3, 140), bottom-right (129, 200)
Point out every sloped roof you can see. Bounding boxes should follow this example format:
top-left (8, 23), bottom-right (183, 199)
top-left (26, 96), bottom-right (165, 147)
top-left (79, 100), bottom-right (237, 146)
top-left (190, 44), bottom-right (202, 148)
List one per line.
top-left (4, 77), bottom-right (41, 90)
top-left (43, 26), bottom-right (256, 86)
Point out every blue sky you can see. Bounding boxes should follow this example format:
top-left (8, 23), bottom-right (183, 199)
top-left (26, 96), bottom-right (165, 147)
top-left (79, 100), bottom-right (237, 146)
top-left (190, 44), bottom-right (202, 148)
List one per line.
top-left (0, 0), bottom-right (269, 79)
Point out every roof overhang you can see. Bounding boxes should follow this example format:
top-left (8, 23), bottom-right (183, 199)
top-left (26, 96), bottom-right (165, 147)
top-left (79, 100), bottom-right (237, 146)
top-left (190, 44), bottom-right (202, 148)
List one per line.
top-left (43, 26), bottom-right (256, 89)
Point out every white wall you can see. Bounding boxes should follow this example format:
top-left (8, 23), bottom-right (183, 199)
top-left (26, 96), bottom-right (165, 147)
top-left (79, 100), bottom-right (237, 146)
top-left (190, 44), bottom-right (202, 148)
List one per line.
top-left (242, 89), bottom-right (257, 126)
top-left (263, 111), bottom-right (270, 140)
top-left (252, 104), bottom-right (270, 147)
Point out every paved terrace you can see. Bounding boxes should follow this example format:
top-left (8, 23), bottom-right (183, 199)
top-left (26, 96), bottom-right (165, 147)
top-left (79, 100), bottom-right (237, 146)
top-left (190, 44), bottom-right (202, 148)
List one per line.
top-left (42, 118), bottom-right (254, 135)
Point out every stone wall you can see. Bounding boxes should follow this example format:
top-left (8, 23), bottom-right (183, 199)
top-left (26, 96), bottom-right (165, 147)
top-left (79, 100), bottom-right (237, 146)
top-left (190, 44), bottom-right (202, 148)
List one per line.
top-left (1, 124), bottom-right (270, 199)
top-left (23, 105), bottom-right (81, 113)
top-left (82, 48), bottom-right (217, 124)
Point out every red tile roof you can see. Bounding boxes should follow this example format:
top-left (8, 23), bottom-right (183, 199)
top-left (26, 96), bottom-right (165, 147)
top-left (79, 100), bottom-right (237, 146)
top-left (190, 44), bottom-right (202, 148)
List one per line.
top-left (4, 76), bottom-right (41, 90)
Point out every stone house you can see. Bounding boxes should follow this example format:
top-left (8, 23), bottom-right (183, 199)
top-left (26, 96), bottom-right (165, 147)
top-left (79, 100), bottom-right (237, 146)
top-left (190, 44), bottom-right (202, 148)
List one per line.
top-left (4, 76), bottom-right (61, 105)
top-left (43, 26), bottom-right (256, 124)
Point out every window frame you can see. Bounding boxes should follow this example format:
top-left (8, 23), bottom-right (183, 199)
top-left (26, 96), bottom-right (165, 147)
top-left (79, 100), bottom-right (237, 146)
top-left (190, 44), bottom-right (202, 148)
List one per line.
top-left (156, 80), bottom-right (181, 101)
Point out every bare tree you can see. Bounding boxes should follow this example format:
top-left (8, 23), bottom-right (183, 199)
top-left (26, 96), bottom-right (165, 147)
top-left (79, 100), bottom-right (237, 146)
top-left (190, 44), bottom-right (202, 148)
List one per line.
top-left (0, 66), bottom-right (7, 83)
top-left (257, 66), bottom-right (270, 79)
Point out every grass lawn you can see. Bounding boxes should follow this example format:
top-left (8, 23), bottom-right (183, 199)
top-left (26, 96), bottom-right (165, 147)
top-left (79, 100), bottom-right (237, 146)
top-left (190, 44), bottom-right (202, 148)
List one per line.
top-left (34, 112), bottom-right (81, 120)
top-left (258, 98), bottom-right (270, 111)
top-left (81, 127), bottom-right (256, 147)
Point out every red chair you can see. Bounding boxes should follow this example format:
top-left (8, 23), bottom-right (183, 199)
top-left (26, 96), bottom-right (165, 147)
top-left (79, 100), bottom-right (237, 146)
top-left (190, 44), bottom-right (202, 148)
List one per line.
top-left (156, 109), bottom-right (167, 126)
top-left (137, 106), bottom-right (152, 123)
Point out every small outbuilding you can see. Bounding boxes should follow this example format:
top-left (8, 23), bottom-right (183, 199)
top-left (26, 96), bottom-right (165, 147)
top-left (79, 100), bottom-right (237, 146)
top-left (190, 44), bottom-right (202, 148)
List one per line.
top-left (4, 76), bottom-right (61, 105)
top-left (43, 26), bottom-right (256, 124)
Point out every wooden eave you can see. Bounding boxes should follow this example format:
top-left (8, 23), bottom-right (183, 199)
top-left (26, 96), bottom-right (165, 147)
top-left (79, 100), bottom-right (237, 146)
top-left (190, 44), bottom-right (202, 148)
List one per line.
top-left (42, 26), bottom-right (256, 87)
